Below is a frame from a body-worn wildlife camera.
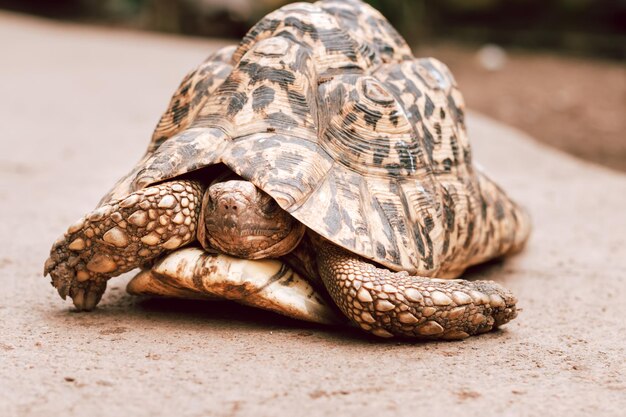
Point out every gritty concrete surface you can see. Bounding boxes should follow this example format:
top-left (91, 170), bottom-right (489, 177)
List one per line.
top-left (1, 12), bottom-right (625, 417)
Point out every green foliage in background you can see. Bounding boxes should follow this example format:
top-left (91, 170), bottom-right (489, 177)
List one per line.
top-left (1, 0), bottom-right (624, 58)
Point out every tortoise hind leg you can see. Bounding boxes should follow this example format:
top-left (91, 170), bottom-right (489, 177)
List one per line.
top-left (316, 241), bottom-right (517, 339)
top-left (44, 180), bottom-right (203, 310)
top-left (127, 247), bottom-right (342, 325)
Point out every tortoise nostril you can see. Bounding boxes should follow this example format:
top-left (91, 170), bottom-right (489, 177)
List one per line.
top-left (218, 197), bottom-right (243, 214)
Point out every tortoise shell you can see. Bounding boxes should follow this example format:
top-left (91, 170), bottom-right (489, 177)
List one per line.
top-left (102, 0), bottom-right (528, 276)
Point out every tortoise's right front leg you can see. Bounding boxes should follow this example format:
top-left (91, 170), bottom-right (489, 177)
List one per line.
top-left (44, 180), bottom-right (204, 310)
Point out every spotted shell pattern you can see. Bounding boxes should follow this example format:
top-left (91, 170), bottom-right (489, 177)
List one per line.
top-left (103, 0), bottom-right (530, 277)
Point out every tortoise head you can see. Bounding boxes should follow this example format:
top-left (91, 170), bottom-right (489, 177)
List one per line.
top-left (198, 177), bottom-right (305, 259)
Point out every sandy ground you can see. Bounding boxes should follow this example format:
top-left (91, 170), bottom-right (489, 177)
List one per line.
top-left (1, 12), bottom-right (625, 417)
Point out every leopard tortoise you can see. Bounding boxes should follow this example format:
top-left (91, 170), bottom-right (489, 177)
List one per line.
top-left (44, 0), bottom-right (530, 339)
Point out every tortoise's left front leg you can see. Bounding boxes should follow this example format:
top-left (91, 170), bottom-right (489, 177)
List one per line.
top-left (44, 180), bottom-right (204, 310)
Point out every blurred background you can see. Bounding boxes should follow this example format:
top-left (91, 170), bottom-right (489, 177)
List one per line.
top-left (1, 0), bottom-right (624, 171)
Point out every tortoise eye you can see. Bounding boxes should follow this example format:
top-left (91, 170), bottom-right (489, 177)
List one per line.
top-left (264, 199), bottom-right (279, 214)
top-left (133, 176), bottom-right (154, 191)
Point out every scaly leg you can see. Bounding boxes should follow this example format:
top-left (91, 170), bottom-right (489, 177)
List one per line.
top-left (317, 241), bottom-right (517, 339)
top-left (44, 180), bottom-right (204, 310)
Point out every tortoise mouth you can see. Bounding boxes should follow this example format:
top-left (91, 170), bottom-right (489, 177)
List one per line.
top-left (203, 223), bottom-right (284, 238)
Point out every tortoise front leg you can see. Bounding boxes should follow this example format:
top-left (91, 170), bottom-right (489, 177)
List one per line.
top-left (44, 180), bottom-right (204, 310)
top-left (316, 241), bottom-right (517, 339)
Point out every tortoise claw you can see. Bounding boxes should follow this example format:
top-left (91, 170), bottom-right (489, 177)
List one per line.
top-left (70, 281), bottom-right (107, 311)
top-left (52, 265), bottom-right (72, 300)
top-left (44, 239), bottom-right (75, 300)
top-left (44, 241), bottom-right (107, 308)
top-left (43, 256), bottom-right (57, 280)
